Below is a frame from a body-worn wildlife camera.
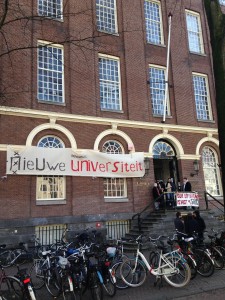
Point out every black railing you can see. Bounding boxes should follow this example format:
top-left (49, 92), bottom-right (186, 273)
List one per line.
top-left (204, 191), bottom-right (224, 213)
top-left (106, 220), bottom-right (131, 240)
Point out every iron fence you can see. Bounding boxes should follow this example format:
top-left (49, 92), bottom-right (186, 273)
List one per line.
top-left (35, 224), bottom-right (67, 246)
top-left (106, 220), bottom-right (131, 240)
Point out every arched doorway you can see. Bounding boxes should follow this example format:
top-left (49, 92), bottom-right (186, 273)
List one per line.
top-left (153, 140), bottom-right (179, 185)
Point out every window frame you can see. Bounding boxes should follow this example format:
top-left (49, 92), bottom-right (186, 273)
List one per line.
top-left (36, 135), bottom-right (66, 204)
top-left (144, 0), bottom-right (164, 45)
top-left (185, 9), bottom-right (204, 55)
top-left (38, 0), bottom-right (63, 21)
top-left (37, 40), bottom-right (65, 105)
top-left (96, 0), bottom-right (118, 34)
top-left (102, 140), bottom-right (128, 202)
top-left (202, 146), bottom-right (222, 196)
top-left (192, 72), bottom-right (213, 121)
top-left (149, 64), bottom-right (171, 116)
top-left (98, 54), bottom-right (122, 112)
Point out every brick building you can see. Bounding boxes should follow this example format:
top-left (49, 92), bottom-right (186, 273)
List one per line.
top-left (0, 0), bottom-right (223, 241)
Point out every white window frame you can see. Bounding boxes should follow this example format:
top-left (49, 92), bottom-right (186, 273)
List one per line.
top-left (202, 146), bottom-right (222, 196)
top-left (102, 140), bottom-right (127, 202)
top-left (96, 0), bottom-right (118, 34)
top-left (37, 41), bottom-right (64, 104)
top-left (144, 0), bottom-right (164, 45)
top-left (98, 54), bottom-right (122, 111)
top-left (192, 72), bottom-right (213, 121)
top-left (185, 10), bottom-right (204, 54)
top-left (36, 136), bottom-right (66, 204)
top-left (38, 0), bottom-right (63, 20)
top-left (149, 64), bottom-right (170, 116)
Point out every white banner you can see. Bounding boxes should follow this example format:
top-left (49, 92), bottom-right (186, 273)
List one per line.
top-left (176, 192), bottom-right (199, 207)
top-left (6, 146), bottom-right (145, 178)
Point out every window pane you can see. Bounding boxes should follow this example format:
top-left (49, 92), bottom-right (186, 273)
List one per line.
top-left (96, 0), bottom-right (117, 34)
top-left (202, 146), bottom-right (220, 196)
top-left (149, 66), bottom-right (169, 115)
top-left (186, 11), bottom-right (203, 53)
top-left (144, 0), bottom-right (163, 44)
top-left (99, 57), bottom-right (121, 110)
top-left (102, 141), bottom-right (126, 198)
top-left (37, 136), bottom-right (65, 201)
top-left (38, 0), bottom-right (63, 19)
top-left (193, 74), bottom-right (211, 120)
top-left (38, 43), bottom-right (64, 103)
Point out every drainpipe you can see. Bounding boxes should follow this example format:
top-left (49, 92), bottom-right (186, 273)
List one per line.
top-left (162, 13), bottom-right (172, 123)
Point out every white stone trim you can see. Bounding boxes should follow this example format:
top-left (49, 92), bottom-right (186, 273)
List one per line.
top-left (26, 123), bottom-right (77, 149)
top-left (196, 137), bottom-right (219, 156)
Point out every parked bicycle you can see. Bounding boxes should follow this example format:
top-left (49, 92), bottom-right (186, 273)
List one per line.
top-left (120, 234), bottom-right (191, 288)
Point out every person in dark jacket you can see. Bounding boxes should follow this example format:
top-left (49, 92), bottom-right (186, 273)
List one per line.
top-left (193, 210), bottom-right (206, 240)
top-left (184, 213), bottom-right (199, 237)
top-left (174, 211), bottom-right (184, 234)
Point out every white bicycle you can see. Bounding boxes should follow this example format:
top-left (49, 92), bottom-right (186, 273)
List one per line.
top-left (120, 235), bottom-right (191, 288)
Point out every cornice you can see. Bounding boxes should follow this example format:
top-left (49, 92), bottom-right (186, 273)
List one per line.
top-left (0, 106), bottom-right (218, 135)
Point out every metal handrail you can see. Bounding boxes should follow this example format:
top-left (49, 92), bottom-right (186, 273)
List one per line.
top-left (204, 191), bottom-right (224, 212)
top-left (132, 194), bottom-right (164, 232)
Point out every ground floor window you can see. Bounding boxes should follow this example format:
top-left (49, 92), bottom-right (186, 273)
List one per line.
top-left (202, 146), bottom-right (221, 196)
top-left (35, 224), bottom-right (67, 246)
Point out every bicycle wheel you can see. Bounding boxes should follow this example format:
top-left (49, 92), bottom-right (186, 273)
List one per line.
top-left (186, 255), bottom-right (197, 280)
top-left (211, 247), bottom-right (224, 270)
top-left (6, 276), bottom-right (23, 299)
top-left (89, 272), bottom-right (103, 300)
top-left (194, 249), bottom-right (214, 277)
top-left (102, 270), bottom-right (116, 297)
top-left (120, 258), bottom-right (147, 288)
top-left (149, 251), bottom-right (160, 268)
top-left (0, 251), bottom-right (15, 267)
top-left (29, 261), bottom-right (45, 290)
top-left (163, 255), bottom-right (191, 288)
top-left (1, 276), bottom-right (20, 299)
top-left (45, 268), bottom-right (61, 297)
top-left (111, 261), bottom-right (129, 289)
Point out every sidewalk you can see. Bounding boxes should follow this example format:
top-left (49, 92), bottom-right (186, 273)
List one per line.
top-left (33, 266), bottom-right (225, 299)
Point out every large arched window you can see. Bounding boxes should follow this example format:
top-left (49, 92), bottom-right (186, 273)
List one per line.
top-left (102, 140), bottom-right (127, 199)
top-left (202, 146), bottom-right (221, 196)
top-left (36, 136), bottom-right (66, 201)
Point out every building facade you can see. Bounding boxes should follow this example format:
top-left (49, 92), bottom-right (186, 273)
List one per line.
top-left (0, 0), bottom-right (223, 240)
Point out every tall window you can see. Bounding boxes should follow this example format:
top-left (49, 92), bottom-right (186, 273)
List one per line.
top-left (102, 141), bottom-right (127, 199)
top-left (99, 55), bottom-right (122, 111)
top-left (96, 0), bottom-right (118, 34)
top-left (38, 41), bottom-right (64, 104)
top-left (149, 65), bottom-right (170, 116)
top-left (192, 73), bottom-right (212, 121)
top-left (36, 136), bottom-right (66, 201)
top-left (144, 0), bottom-right (164, 45)
top-left (185, 10), bottom-right (204, 54)
top-left (38, 0), bottom-right (63, 20)
top-left (202, 146), bottom-right (221, 196)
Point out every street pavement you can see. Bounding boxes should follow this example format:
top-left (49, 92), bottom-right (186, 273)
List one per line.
top-left (32, 266), bottom-right (225, 300)
top-left (6, 261), bottom-right (225, 299)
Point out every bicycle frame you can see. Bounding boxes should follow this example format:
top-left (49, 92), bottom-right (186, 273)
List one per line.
top-left (133, 248), bottom-right (184, 277)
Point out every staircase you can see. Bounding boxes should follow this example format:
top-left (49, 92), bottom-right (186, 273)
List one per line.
top-left (123, 208), bottom-right (225, 251)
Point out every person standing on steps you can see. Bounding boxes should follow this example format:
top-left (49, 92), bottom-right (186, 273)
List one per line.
top-left (182, 177), bottom-right (192, 192)
top-left (182, 177), bottom-right (192, 210)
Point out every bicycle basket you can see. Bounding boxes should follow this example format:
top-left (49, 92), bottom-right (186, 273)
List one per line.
top-left (34, 259), bottom-right (46, 276)
top-left (106, 247), bottom-right (116, 258)
top-left (58, 256), bottom-right (69, 269)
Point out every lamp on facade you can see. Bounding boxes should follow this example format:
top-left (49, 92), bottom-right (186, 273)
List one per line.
top-left (144, 157), bottom-right (150, 176)
top-left (190, 160), bottom-right (199, 177)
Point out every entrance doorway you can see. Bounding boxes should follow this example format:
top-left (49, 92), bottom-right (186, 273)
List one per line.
top-left (153, 140), bottom-right (179, 186)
